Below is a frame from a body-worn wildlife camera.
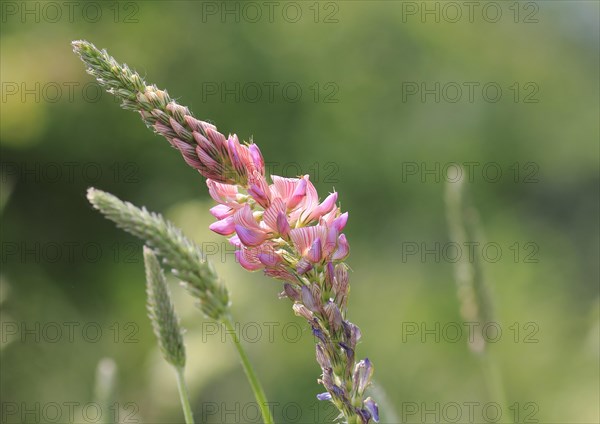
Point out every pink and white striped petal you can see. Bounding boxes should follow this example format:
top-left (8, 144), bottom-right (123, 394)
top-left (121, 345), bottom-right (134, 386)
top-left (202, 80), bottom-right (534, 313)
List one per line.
top-left (207, 180), bottom-right (239, 205)
top-left (276, 212), bottom-right (291, 237)
top-left (234, 204), bottom-right (261, 230)
top-left (263, 198), bottom-right (286, 232)
top-left (247, 171), bottom-right (271, 208)
top-left (289, 225), bottom-right (328, 256)
top-left (271, 176), bottom-right (301, 201)
top-left (210, 204), bottom-right (234, 220)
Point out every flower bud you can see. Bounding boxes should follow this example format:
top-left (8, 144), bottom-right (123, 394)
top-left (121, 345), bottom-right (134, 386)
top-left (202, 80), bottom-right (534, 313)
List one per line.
top-left (293, 303), bottom-right (314, 320)
top-left (364, 398), bottom-right (379, 423)
top-left (353, 358), bottom-right (373, 396)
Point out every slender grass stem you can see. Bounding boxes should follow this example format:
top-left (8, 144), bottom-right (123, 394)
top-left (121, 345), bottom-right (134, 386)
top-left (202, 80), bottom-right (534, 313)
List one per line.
top-left (222, 316), bottom-right (274, 424)
top-left (445, 171), bottom-right (511, 423)
top-left (479, 351), bottom-right (510, 423)
top-left (175, 366), bottom-right (195, 424)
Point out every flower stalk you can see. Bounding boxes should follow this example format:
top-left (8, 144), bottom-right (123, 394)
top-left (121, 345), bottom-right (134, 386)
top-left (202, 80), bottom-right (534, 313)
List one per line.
top-left (445, 170), bottom-right (508, 415)
top-left (74, 40), bottom-right (377, 423)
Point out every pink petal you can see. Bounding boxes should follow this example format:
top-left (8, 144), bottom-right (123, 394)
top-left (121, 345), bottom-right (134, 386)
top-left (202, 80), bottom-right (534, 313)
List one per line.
top-left (323, 227), bottom-right (339, 257)
top-left (207, 180), bottom-right (238, 205)
top-left (276, 212), bottom-right (291, 237)
top-left (234, 204), bottom-right (261, 230)
top-left (297, 258), bottom-right (313, 274)
top-left (210, 204), bottom-right (234, 220)
top-left (289, 226), bottom-right (327, 255)
top-left (332, 234), bottom-right (350, 260)
top-left (258, 251), bottom-right (280, 267)
top-left (235, 225), bottom-right (268, 247)
top-left (287, 177), bottom-right (307, 210)
top-left (209, 216), bottom-right (236, 235)
top-left (247, 171), bottom-right (271, 208)
top-left (307, 238), bottom-right (323, 263)
top-left (319, 207), bottom-right (339, 226)
top-left (248, 144), bottom-right (265, 175)
top-left (236, 249), bottom-right (263, 271)
top-left (301, 176), bottom-right (319, 211)
top-left (264, 267), bottom-right (297, 283)
top-left (263, 198), bottom-right (286, 231)
top-left (248, 184), bottom-right (269, 208)
top-left (271, 175), bottom-right (301, 201)
top-left (309, 192), bottom-right (338, 221)
top-left (332, 212), bottom-right (349, 232)
top-left (229, 235), bottom-right (242, 247)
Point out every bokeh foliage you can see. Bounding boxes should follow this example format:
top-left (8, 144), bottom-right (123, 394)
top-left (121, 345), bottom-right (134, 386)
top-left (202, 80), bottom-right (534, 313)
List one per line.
top-left (1, 1), bottom-right (598, 423)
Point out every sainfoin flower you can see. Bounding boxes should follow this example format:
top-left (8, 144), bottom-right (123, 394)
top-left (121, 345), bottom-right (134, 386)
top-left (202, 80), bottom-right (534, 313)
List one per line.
top-left (73, 40), bottom-right (377, 424)
top-left (191, 130), bottom-right (375, 423)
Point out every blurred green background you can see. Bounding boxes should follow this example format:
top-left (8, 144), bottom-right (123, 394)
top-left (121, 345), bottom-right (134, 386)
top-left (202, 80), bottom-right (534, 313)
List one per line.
top-left (1, 1), bottom-right (598, 423)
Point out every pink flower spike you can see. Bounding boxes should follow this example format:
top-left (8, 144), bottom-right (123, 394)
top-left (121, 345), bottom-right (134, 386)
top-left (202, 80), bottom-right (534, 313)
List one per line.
top-left (210, 204), bottom-right (233, 220)
top-left (307, 238), bottom-right (323, 263)
top-left (209, 216), bottom-right (236, 235)
top-left (332, 234), bottom-right (350, 261)
top-left (332, 212), bottom-right (349, 232)
top-left (235, 225), bottom-right (268, 247)
top-left (248, 144), bottom-right (265, 175)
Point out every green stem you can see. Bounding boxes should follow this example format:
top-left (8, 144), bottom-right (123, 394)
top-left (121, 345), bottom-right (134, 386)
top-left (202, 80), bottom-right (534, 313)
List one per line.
top-left (222, 316), bottom-right (274, 424)
top-left (174, 366), bottom-right (195, 424)
top-left (479, 351), bottom-right (510, 423)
